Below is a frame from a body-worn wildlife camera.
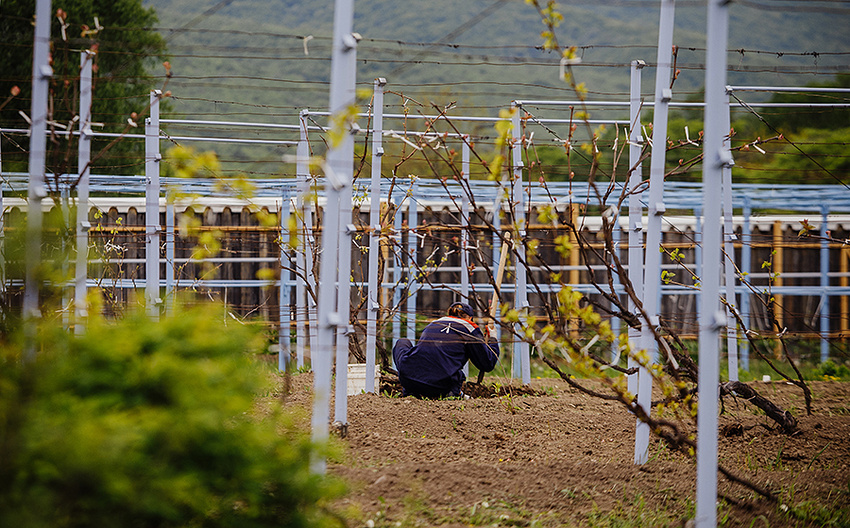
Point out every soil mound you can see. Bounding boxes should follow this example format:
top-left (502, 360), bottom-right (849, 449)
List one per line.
top-left (379, 375), bottom-right (545, 398)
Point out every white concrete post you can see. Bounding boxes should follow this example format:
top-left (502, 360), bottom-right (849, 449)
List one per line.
top-left (145, 90), bottom-right (162, 319)
top-left (722, 97), bottom-right (739, 381)
top-left (461, 139), bottom-right (471, 302)
top-left (695, 207), bottom-right (703, 327)
top-left (492, 186), bottom-right (505, 367)
top-left (611, 220), bottom-right (622, 360)
top-left (740, 197), bottom-right (752, 371)
top-left (627, 59), bottom-right (646, 399)
top-left (61, 187), bottom-right (71, 328)
top-left (637, 0), bottom-right (676, 464)
top-left (392, 189), bottom-right (403, 345)
top-left (462, 139), bottom-right (471, 378)
top-left (24, 0), bottom-right (53, 354)
top-left (696, 0), bottom-right (731, 525)
top-left (364, 78), bottom-right (386, 392)
top-left (295, 117), bottom-right (310, 369)
top-left (313, 0), bottom-right (357, 472)
top-left (511, 103), bottom-right (530, 384)
top-left (820, 205), bottom-right (830, 363)
top-left (333, 155), bottom-right (356, 425)
top-left (298, 111), bottom-right (320, 366)
top-left (165, 199), bottom-right (174, 315)
top-left (406, 179), bottom-right (419, 340)
top-left (75, 50), bottom-right (93, 332)
top-left (279, 190), bottom-right (292, 371)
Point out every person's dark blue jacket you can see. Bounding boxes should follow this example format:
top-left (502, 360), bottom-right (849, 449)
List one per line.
top-left (392, 311), bottom-right (499, 398)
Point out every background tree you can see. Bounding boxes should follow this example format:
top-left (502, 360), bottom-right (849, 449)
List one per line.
top-left (732, 75), bottom-right (850, 185)
top-left (0, 0), bottom-right (168, 179)
top-left (763, 75), bottom-right (850, 134)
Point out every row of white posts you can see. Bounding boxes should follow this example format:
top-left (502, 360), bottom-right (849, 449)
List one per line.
top-left (18, 0), bottom-right (844, 524)
top-left (311, 0), bottom-right (730, 524)
top-left (17, 2), bottom-right (849, 379)
top-left (11, 73), bottom-right (838, 375)
top-left (14, 49), bottom-right (845, 378)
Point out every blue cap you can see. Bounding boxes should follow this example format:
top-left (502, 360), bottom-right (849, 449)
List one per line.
top-left (448, 302), bottom-right (474, 318)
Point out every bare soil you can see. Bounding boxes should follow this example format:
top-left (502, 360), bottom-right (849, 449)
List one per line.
top-left (280, 373), bottom-right (850, 527)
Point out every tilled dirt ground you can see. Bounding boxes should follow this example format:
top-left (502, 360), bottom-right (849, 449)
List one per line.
top-left (280, 373), bottom-right (850, 527)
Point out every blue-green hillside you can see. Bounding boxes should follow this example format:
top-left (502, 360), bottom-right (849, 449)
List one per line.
top-left (139, 0), bottom-right (849, 182)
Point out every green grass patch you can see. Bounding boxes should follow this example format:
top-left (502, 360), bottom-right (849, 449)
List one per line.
top-left (585, 492), bottom-right (699, 528)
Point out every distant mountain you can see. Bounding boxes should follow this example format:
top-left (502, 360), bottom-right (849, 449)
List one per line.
top-left (141, 0), bottom-right (848, 174)
top-left (145, 0), bottom-right (847, 107)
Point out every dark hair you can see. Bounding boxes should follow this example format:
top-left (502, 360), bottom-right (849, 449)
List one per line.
top-left (447, 302), bottom-right (474, 319)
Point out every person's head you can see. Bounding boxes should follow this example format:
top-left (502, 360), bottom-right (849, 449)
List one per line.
top-left (447, 302), bottom-right (474, 319)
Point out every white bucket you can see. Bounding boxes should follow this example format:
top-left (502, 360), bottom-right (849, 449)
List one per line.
top-left (347, 363), bottom-right (380, 396)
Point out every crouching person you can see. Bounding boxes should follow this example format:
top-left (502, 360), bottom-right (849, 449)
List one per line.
top-left (392, 302), bottom-right (499, 398)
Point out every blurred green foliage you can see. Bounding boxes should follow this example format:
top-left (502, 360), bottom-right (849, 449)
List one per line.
top-left (734, 126), bottom-right (850, 185)
top-left (814, 359), bottom-right (850, 380)
top-left (0, 304), bottom-right (344, 528)
top-left (728, 75), bottom-right (850, 185)
top-left (760, 75), bottom-right (850, 134)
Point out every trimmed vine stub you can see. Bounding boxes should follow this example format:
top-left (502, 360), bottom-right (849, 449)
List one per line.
top-left (378, 375), bottom-right (544, 399)
top-left (722, 381), bottom-right (798, 434)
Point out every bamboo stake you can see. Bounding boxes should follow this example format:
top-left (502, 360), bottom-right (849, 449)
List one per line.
top-left (477, 231), bottom-right (512, 383)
